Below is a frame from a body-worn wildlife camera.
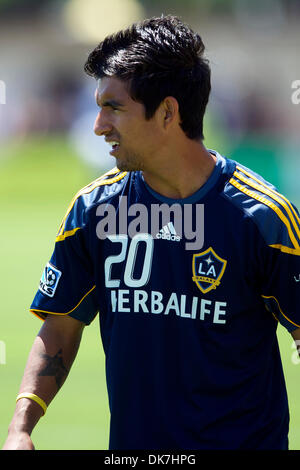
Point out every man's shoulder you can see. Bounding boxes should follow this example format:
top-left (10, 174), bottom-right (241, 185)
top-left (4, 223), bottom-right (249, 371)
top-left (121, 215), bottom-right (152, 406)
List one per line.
top-left (223, 160), bottom-right (300, 254)
top-left (75, 166), bottom-right (129, 205)
top-left (56, 167), bottom-right (129, 242)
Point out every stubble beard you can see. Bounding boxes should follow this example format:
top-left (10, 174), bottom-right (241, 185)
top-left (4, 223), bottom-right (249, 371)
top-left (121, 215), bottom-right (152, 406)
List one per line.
top-left (115, 149), bottom-right (145, 172)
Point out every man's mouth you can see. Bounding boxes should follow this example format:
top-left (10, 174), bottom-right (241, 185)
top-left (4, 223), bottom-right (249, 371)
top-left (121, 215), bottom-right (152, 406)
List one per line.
top-left (107, 140), bottom-right (120, 155)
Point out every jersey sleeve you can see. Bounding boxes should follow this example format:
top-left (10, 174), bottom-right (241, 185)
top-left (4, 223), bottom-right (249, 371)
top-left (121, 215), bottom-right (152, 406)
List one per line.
top-left (30, 195), bottom-right (99, 325)
top-left (259, 200), bottom-right (300, 332)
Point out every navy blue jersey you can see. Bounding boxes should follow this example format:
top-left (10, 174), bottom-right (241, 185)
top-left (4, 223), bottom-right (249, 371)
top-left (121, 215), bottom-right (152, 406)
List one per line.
top-left (30, 151), bottom-right (300, 450)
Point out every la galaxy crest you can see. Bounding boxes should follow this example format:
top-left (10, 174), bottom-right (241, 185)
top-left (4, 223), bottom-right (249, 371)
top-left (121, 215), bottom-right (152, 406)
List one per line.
top-left (192, 247), bottom-right (227, 294)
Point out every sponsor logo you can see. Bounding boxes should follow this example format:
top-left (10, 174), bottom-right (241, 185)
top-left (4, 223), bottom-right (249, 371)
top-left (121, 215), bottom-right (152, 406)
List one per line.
top-left (156, 222), bottom-right (180, 242)
top-left (39, 262), bottom-right (62, 298)
top-left (192, 247), bottom-right (227, 294)
top-left (110, 288), bottom-right (227, 324)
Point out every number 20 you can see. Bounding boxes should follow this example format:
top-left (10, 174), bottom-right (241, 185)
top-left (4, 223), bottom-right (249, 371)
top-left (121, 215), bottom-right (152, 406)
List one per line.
top-left (104, 233), bottom-right (154, 288)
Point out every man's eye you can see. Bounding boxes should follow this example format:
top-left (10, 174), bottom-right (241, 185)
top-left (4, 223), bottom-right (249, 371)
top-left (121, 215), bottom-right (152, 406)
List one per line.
top-left (103, 105), bottom-right (119, 112)
top-left (97, 103), bottom-right (121, 112)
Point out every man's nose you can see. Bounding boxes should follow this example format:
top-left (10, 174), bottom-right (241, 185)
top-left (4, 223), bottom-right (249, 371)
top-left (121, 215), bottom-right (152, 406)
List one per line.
top-left (94, 111), bottom-right (112, 136)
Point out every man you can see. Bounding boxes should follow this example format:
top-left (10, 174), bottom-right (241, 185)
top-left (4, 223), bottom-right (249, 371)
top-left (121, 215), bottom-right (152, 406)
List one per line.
top-left (3, 15), bottom-right (300, 450)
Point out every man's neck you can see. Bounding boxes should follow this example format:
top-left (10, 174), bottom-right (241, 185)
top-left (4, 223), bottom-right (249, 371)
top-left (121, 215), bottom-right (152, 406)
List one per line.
top-left (141, 143), bottom-right (217, 199)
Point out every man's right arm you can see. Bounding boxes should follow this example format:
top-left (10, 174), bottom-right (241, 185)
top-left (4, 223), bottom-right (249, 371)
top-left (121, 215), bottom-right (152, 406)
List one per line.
top-left (2, 314), bottom-right (85, 450)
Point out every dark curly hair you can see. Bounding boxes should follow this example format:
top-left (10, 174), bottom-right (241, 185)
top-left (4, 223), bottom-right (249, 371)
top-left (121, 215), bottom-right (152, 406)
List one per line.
top-left (84, 15), bottom-right (211, 140)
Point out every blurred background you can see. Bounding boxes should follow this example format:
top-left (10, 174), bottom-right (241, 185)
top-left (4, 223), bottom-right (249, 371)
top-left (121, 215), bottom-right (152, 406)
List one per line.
top-left (1, 0), bottom-right (300, 450)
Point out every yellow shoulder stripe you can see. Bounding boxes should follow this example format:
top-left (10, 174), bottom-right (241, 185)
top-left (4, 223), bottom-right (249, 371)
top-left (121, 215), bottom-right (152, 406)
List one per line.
top-left (237, 165), bottom-right (300, 228)
top-left (235, 167), bottom-right (300, 236)
top-left (56, 227), bottom-right (81, 242)
top-left (269, 244), bottom-right (300, 256)
top-left (230, 176), bottom-right (300, 250)
top-left (56, 168), bottom-right (127, 241)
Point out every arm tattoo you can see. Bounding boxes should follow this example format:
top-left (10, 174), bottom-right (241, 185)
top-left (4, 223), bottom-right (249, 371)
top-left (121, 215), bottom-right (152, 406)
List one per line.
top-left (38, 348), bottom-right (68, 389)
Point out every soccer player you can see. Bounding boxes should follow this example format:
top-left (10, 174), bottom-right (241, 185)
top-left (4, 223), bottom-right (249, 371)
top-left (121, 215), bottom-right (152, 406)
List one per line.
top-left (3, 15), bottom-right (300, 450)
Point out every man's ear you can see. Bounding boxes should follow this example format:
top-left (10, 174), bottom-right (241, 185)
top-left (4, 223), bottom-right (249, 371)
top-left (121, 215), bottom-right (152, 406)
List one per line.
top-left (161, 96), bottom-right (180, 129)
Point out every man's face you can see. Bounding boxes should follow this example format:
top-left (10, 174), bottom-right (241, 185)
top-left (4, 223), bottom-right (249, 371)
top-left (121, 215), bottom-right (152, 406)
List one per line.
top-left (94, 76), bottom-right (162, 172)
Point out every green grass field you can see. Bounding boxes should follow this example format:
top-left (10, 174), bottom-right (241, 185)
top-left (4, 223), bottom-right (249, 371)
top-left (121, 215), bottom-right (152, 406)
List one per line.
top-left (0, 137), bottom-right (111, 449)
top-left (0, 136), bottom-right (299, 449)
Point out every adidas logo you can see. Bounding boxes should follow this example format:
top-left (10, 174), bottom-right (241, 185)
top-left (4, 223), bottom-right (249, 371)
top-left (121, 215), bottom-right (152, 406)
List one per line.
top-left (156, 222), bottom-right (181, 242)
